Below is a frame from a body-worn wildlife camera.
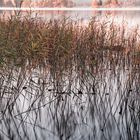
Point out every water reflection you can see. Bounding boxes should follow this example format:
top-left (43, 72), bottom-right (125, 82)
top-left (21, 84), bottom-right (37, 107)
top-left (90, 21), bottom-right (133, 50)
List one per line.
top-left (0, 10), bottom-right (140, 27)
top-left (0, 49), bottom-right (140, 140)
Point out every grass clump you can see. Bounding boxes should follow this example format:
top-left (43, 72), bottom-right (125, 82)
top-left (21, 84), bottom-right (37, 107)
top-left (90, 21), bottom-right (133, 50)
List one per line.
top-left (0, 15), bottom-right (139, 69)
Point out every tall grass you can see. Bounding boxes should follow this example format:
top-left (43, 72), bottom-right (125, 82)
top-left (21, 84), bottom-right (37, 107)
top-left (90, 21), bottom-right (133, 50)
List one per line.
top-left (0, 15), bottom-right (139, 69)
top-left (0, 15), bottom-right (140, 140)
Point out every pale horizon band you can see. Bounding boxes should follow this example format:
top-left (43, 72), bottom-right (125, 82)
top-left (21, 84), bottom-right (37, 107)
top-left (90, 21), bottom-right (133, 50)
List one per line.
top-left (0, 7), bottom-right (140, 11)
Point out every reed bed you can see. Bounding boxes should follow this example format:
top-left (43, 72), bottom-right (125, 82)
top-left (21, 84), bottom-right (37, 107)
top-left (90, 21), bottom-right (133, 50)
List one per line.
top-left (0, 15), bottom-right (140, 140)
top-left (0, 15), bottom-right (139, 68)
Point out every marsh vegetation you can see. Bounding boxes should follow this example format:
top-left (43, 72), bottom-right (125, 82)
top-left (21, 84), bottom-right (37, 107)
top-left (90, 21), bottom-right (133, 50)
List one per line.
top-left (0, 15), bottom-right (140, 140)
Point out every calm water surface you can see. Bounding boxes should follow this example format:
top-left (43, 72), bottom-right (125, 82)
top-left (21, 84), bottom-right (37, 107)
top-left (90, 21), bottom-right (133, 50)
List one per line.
top-left (0, 52), bottom-right (140, 140)
top-left (1, 10), bottom-right (140, 27)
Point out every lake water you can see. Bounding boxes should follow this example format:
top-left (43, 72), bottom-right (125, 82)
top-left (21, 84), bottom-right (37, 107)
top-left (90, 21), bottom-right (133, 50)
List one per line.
top-left (1, 10), bottom-right (140, 27)
top-left (0, 53), bottom-right (140, 140)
